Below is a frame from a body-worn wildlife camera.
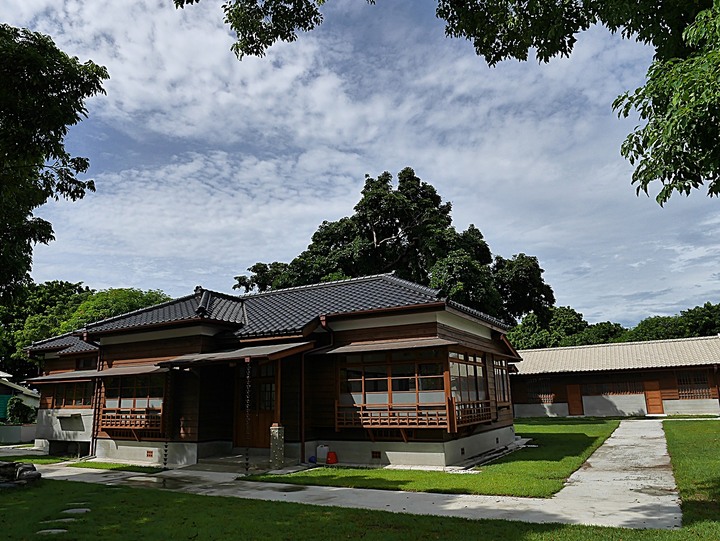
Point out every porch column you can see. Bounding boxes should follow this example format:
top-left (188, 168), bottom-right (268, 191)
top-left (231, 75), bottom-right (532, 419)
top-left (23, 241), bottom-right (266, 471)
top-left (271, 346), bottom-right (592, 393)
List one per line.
top-left (270, 422), bottom-right (284, 469)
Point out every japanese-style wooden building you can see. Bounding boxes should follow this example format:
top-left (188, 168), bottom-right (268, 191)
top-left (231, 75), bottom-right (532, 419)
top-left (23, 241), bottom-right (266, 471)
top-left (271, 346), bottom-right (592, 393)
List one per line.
top-left (511, 336), bottom-right (720, 417)
top-left (27, 274), bottom-right (521, 467)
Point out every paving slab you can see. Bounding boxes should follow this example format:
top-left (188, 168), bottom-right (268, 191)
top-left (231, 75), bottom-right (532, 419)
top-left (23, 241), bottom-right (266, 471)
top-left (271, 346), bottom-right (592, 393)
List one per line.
top-left (36, 419), bottom-right (682, 530)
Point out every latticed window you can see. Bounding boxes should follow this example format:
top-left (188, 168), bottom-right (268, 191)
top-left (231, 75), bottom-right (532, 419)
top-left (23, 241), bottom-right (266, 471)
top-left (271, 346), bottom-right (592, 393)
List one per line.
top-left (52, 382), bottom-right (93, 408)
top-left (677, 370), bottom-right (712, 399)
top-left (581, 380), bottom-right (644, 396)
top-left (526, 378), bottom-right (554, 404)
top-left (449, 352), bottom-right (487, 403)
top-left (104, 375), bottom-right (164, 409)
top-left (493, 358), bottom-right (511, 404)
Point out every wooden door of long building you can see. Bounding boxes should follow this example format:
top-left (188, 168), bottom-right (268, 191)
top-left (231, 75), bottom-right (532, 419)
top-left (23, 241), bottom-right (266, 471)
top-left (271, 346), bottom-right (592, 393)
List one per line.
top-left (644, 380), bottom-right (664, 414)
top-left (234, 362), bottom-right (275, 448)
top-left (567, 384), bottom-right (584, 416)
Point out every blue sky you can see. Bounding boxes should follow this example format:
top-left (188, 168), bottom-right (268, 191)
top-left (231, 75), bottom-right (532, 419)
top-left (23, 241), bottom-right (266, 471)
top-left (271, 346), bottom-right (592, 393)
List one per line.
top-left (4, 1), bottom-right (719, 327)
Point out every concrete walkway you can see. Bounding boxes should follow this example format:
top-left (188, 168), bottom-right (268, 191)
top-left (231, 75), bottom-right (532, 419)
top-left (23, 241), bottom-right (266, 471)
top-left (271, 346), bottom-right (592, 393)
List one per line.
top-left (32, 419), bottom-right (682, 530)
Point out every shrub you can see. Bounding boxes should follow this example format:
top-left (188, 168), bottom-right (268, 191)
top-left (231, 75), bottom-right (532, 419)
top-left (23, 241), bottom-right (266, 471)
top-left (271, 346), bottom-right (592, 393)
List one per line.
top-left (6, 396), bottom-right (37, 424)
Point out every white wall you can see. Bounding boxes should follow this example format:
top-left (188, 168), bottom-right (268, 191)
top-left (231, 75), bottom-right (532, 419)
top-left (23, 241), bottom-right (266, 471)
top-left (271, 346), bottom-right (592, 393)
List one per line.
top-left (663, 399), bottom-right (720, 415)
top-left (305, 426), bottom-right (514, 467)
top-left (95, 439), bottom-right (198, 466)
top-left (514, 403), bottom-right (569, 417)
top-left (35, 409), bottom-right (93, 442)
top-left (582, 394), bottom-right (647, 417)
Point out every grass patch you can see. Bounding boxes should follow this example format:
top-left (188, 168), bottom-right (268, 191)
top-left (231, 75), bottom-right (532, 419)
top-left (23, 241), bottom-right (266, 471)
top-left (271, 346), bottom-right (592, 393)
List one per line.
top-left (67, 461), bottom-right (164, 474)
top-left (0, 421), bottom-right (717, 540)
top-left (0, 478), bottom-right (698, 541)
top-left (665, 420), bottom-right (720, 529)
top-left (248, 418), bottom-right (619, 497)
top-left (0, 455), bottom-right (67, 465)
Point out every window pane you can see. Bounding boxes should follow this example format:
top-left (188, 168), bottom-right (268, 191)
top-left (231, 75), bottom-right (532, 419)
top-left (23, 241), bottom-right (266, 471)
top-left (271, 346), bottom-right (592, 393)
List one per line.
top-left (392, 364), bottom-right (415, 377)
top-left (419, 377), bottom-right (443, 391)
top-left (364, 365), bottom-right (387, 379)
top-left (365, 379), bottom-right (388, 392)
top-left (105, 398), bottom-right (119, 408)
top-left (148, 398), bottom-right (163, 408)
top-left (392, 378), bottom-right (415, 392)
top-left (135, 398), bottom-right (149, 408)
top-left (418, 363), bottom-right (442, 376)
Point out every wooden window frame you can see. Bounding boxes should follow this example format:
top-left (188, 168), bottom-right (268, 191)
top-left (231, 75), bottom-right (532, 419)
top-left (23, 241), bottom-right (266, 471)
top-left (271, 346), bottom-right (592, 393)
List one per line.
top-left (51, 382), bottom-right (94, 408)
top-left (677, 370), bottom-right (712, 400)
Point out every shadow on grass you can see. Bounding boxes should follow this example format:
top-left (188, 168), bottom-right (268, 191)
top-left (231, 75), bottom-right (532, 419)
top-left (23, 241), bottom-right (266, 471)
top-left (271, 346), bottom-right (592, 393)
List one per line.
top-left (678, 475), bottom-right (720, 526)
top-left (496, 433), bottom-right (597, 463)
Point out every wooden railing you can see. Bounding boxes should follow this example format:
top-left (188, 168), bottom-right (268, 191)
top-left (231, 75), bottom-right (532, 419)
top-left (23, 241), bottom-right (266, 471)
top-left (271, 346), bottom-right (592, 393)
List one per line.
top-left (454, 399), bottom-right (492, 426)
top-left (99, 408), bottom-right (162, 430)
top-left (336, 398), bottom-right (494, 432)
top-left (336, 401), bottom-right (450, 430)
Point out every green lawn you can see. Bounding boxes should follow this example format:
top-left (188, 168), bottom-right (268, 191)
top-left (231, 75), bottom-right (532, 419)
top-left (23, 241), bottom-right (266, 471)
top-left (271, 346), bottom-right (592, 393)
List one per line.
top-left (67, 461), bottom-right (164, 474)
top-left (248, 418), bottom-right (620, 497)
top-left (0, 454), bottom-right (67, 465)
top-left (0, 420), bottom-right (717, 540)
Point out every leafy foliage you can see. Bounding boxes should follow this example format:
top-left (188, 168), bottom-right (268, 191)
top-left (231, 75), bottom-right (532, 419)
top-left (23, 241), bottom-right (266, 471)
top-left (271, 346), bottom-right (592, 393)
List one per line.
top-left (0, 25), bottom-right (108, 299)
top-left (614, 1), bottom-right (720, 203)
top-left (5, 396), bottom-right (37, 425)
top-left (234, 167), bottom-right (554, 323)
top-left (509, 300), bottom-right (720, 349)
top-left (0, 283), bottom-right (169, 379)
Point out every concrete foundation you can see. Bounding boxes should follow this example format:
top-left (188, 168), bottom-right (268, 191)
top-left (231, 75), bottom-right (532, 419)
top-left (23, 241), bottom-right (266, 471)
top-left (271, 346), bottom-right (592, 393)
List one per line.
top-left (514, 403), bottom-right (569, 417)
top-left (303, 426), bottom-right (515, 467)
top-left (663, 399), bottom-right (720, 415)
top-left (35, 409), bottom-right (93, 444)
top-left (95, 439), bottom-right (198, 467)
top-left (583, 394), bottom-right (647, 417)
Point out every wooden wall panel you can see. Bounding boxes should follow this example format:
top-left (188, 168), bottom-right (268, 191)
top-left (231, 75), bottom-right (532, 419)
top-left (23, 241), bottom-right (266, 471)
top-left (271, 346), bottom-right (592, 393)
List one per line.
top-left (197, 365), bottom-right (234, 441)
top-left (102, 336), bottom-right (206, 366)
top-left (305, 357), bottom-right (337, 436)
top-left (333, 322), bottom-right (438, 345)
top-left (437, 324), bottom-right (510, 356)
top-left (280, 357), bottom-right (302, 442)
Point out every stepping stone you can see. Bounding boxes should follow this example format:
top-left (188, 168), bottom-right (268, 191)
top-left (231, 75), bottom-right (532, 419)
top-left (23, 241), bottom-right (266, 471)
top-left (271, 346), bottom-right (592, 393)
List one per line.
top-left (62, 508), bottom-right (91, 514)
top-left (36, 529), bottom-right (68, 535)
top-left (40, 518), bottom-right (77, 524)
top-left (67, 501), bottom-right (88, 505)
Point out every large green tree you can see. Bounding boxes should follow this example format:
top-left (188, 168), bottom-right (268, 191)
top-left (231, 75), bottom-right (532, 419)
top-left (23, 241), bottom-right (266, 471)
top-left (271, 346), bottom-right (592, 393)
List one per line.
top-left (175, 1), bottom-right (720, 203)
top-left (0, 24), bottom-right (108, 300)
top-left (2, 283), bottom-right (169, 380)
top-left (233, 167), bottom-right (554, 323)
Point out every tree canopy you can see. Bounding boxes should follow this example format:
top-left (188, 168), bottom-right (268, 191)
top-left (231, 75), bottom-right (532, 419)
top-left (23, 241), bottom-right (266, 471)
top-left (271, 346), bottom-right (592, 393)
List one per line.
top-left (175, 1), bottom-right (720, 203)
top-left (233, 167), bottom-right (555, 324)
top-left (0, 24), bottom-right (108, 300)
top-left (508, 300), bottom-right (720, 350)
top-left (0, 282), bottom-right (169, 379)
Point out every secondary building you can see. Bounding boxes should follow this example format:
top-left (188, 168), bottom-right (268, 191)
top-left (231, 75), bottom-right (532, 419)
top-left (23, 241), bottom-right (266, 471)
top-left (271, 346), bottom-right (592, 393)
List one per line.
top-left (27, 274), bottom-right (521, 467)
top-left (511, 336), bottom-right (720, 417)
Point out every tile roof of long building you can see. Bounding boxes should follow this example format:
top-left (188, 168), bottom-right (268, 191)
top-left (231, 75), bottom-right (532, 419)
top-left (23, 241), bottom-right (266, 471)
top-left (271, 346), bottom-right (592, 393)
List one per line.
top-left (28, 274), bottom-right (509, 355)
top-left (515, 335), bottom-right (720, 375)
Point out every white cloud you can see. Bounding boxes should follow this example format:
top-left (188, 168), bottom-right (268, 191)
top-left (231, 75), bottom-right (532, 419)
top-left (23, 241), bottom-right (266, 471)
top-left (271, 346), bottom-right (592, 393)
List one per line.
top-left (3, 1), bottom-right (718, 327)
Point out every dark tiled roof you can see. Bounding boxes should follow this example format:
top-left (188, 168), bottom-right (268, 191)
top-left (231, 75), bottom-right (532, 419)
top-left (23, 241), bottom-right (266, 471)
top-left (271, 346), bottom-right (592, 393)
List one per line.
top-left (27, 333), bottom-right (84, 353)
top-left (35, 274), bottom-right (507, 341)
top-left (236, 274), bottom-right (443, 337)
top-left (446, 300), bottom-right (510, 331)
top-left (27, 333), bottom-right (99, 357)
top-left (84, 289), bottom-right (246, 334)
top-left (58, 339), bottom-right (99, 355)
